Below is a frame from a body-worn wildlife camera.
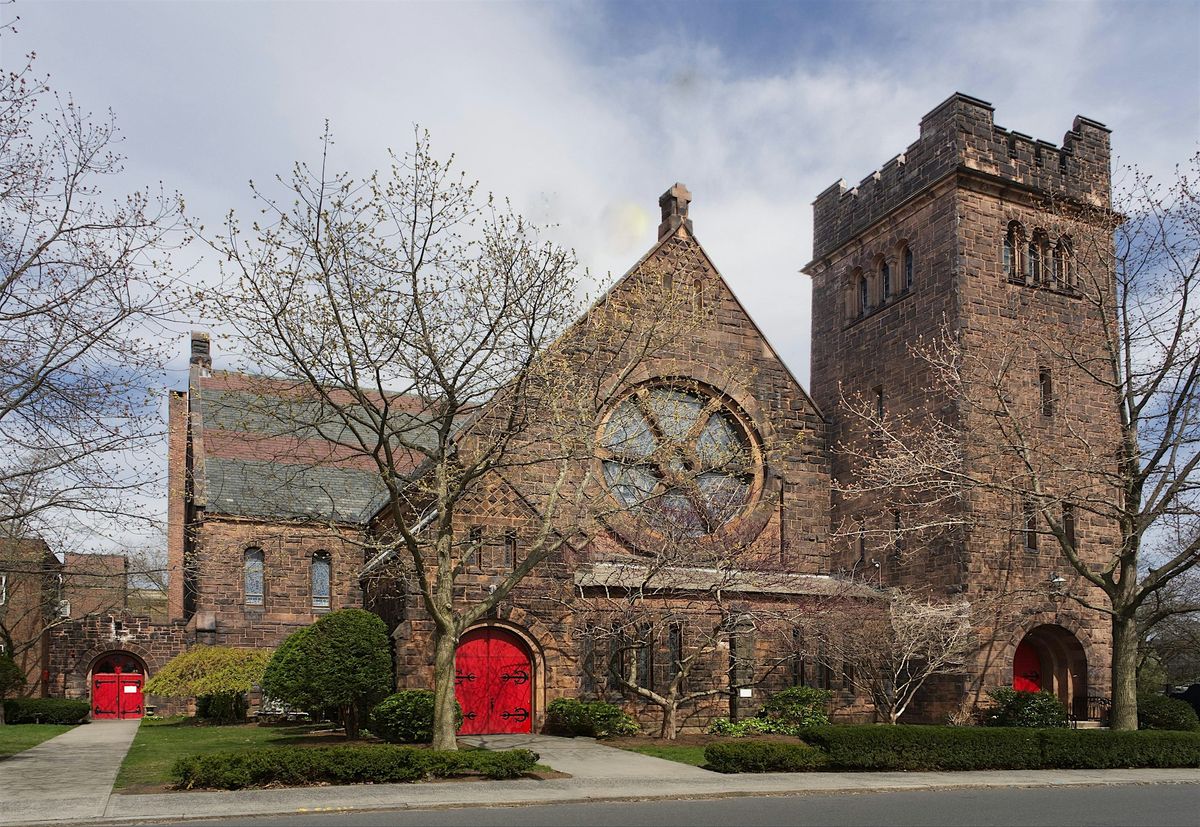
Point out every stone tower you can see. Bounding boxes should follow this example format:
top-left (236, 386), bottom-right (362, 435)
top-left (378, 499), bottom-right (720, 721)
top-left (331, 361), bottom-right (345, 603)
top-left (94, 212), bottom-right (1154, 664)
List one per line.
top-left (804, 93), bottom-right (1117, 718)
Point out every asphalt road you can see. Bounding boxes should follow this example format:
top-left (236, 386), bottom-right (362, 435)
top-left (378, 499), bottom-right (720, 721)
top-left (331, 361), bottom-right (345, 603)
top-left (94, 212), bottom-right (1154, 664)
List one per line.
top-left (115, 783), bottom-right (1200, 827)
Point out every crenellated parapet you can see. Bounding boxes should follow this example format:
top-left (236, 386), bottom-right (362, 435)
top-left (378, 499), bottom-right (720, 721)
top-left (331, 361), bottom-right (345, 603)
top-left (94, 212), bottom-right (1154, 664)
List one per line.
top-left (812, 92), bottom-right (1111, 259)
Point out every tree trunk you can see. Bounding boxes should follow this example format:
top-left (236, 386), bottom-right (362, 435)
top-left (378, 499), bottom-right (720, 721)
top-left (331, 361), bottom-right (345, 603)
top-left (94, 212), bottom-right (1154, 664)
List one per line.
top-left (431, 629), bottom-right (460, 750)
top-left (1110, 612), bottom-right (1140, 731)
top-left (660, 703), bottom-right (678, 740)
top-left (343, 703), bottom-right (360, 740)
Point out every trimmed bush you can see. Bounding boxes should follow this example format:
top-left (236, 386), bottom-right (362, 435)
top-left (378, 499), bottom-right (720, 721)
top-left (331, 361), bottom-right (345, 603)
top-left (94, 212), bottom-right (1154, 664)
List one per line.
top-left (171, 745), bottom-right (540, 789)
top-left (1138, 694), bottom-right (1200, 732)
top-left (707, 717), bottom-right (782, 737)
top-left (544, 699), bottom-right (638, 738)
top-left (2, 698), bottom-right (90, 724)
top-left (759, 686), bottom-right (832, 728)
top-left (983, 689), bottom-right (1068, 728)
top-left (1040, 729), bottom-right (1200, 768)
top-left (370, 690), bottom-right (462, 743)
top-left (705, 740), bottom-right (825, 773)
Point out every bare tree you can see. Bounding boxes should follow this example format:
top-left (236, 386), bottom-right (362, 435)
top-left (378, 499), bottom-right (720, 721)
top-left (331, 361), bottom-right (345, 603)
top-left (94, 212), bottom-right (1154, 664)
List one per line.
top-left (836, 155), bottom-right (1200, 729)
top-left (795, 587), bottom-right (980, 724)
top-left (205, 131), bottom-right (706, 749)
top-left (0, 37), bottom-right (184, 547)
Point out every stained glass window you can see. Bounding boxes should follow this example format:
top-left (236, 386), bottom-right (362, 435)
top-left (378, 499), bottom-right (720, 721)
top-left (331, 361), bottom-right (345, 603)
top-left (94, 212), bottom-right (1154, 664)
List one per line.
top-left (312, 552), bottom-right (331, 609)
top-left (244, 547), bottom-right (264, 606)
top-left (598, 384), bottom-right (756, 537)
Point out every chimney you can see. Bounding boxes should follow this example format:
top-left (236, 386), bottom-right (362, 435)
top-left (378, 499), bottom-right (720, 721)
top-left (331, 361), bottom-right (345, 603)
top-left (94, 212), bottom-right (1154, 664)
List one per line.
top-left (658, 183), bottom-right (693, 241)
top-left (189, 332), bottom-right (212, 370)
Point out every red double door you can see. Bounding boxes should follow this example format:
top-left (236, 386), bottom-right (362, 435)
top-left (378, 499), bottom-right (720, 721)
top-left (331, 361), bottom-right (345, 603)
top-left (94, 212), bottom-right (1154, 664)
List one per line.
top-left (455, 627), bottom-right (532, 735)
top-left (1012, 640), bottom-right (1043, 693)
top-left (92, 670), bottom-right (144, 720)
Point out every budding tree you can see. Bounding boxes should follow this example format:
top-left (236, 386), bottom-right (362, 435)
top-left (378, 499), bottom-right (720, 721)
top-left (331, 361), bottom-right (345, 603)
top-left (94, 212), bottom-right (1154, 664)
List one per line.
top-left (205, 131), bottom-right (705, 749)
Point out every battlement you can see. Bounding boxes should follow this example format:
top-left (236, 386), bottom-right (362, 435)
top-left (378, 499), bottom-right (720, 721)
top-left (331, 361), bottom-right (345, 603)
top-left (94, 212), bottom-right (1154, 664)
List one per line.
top-left (812, 93), bottom-right (1111, 259)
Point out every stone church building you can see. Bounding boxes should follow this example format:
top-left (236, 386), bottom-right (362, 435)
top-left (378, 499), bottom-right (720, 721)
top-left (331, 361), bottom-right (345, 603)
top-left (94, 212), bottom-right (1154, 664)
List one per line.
top-left (25, 93), bottom-right (1118, 730)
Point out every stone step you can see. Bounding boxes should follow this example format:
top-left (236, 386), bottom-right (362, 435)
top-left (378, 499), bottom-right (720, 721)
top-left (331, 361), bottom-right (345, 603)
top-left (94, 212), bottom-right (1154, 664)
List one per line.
top-left (1072, 720), bottom-right (1108, 729)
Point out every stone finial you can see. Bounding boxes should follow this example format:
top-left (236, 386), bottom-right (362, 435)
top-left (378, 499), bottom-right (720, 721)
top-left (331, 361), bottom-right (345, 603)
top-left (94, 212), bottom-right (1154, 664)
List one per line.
top-left (190, 331), bottom-right (212, 370)
top-left (658, 182), bottom-right (693, 241)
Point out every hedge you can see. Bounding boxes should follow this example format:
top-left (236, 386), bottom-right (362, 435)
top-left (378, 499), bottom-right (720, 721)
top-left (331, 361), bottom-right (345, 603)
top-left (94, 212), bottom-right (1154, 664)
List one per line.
top-left (370, 690), bottom-right (462, 743)
top-left (1138, 694), bottom-right (1200, 732)
top-left (2, 698), bottom-right (90, 724)
top-left (172, 745), bottom-right (540, 790)
top-left (704, 726), bottom-right (1200, 773)
top-left (705, 740), bottom-right (825, 773)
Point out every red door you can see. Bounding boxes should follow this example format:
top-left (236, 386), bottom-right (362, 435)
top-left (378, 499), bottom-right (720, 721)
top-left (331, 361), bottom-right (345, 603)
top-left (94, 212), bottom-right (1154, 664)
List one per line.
top-left (1013, 640), bottom-right (1042, 693)
top-left (455, 628), bottom-right (532, 734)
top-left (91, 653), bottom-right (145, 720)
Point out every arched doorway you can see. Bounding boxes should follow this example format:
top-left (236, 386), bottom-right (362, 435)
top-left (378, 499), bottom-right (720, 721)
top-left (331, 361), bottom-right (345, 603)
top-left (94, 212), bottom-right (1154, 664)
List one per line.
top-left (91, 652), bottom-right (145, 720)
top-left (1012, 625), bottom-right (1087, 718)
top-left (455, 627), bottom-right (533, 735)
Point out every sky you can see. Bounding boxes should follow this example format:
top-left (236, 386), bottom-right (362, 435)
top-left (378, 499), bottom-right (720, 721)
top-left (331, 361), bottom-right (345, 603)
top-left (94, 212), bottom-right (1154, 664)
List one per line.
top-left (3, 0), bottom-right (1198, 546)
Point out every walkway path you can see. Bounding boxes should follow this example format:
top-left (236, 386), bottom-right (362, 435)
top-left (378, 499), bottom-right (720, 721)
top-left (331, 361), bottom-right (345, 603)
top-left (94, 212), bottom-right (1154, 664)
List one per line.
top-left (457, 733), bottom-right (713, 780)
top-left (0, 720), bottom-right (138, 826)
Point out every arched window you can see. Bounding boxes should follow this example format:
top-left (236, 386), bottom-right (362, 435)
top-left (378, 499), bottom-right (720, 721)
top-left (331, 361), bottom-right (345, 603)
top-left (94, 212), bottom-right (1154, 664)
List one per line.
top-left (1004, 221), bottom-right (1023, 279)
top-left (903, 246), bottom-right (914, 290)
top-left (311, 551), bottom-right (331, 609)
top-left (1054, 236), bottom-right (1072, 289)
top-left (858, 271), bottom-right (869, 315)
top-left (880, 259), bottom-right (891, 300)
top-left (244, 547), bottom-right (264, 606)
top-left (693, 278), bottom-right (704, 312)
top-left (1029, 230), bottom-right (1048, 284)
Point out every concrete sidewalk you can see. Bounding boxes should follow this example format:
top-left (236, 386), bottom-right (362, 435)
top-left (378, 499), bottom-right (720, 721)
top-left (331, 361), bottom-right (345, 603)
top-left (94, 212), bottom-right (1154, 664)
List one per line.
top-left (0, 720), bottom-right (139, 826)
top-left (3, 731), bottom-right (1198, 826)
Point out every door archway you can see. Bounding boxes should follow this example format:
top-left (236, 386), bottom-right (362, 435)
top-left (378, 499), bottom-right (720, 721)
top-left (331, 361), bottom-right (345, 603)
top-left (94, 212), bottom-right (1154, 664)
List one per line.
top-left (455, 627), bottom-right (533, 735)
top-left (90, 651), bottom-right (146, 720)
top-left (1011, 624), bottom-right (1087, 717)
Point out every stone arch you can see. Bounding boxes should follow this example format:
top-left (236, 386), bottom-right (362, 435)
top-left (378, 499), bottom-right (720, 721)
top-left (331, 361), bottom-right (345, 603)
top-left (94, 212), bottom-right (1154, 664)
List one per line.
top-left (459, 617), bottom-right (547, 732)
top-left (74, 639), bottom-right (163, 685)
top-left (1010, 622), bottom-right (1089, 718)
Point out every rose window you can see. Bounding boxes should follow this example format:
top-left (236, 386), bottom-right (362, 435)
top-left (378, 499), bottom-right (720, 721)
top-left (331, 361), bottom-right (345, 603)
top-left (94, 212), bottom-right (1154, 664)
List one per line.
top-left (598, 384), bottom-right (759, 537)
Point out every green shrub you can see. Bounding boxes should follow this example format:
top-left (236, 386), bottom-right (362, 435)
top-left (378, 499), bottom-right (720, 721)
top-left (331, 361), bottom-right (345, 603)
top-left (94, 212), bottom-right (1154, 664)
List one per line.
top-left (261, 609), bottom-right (393, 738)
top-left (544, 698), bottom-right (638, 738)
top-left (2, 698), bottom-right (90, 724)
top-left (983, 688), bottom-right (1068, 728)
top-left (370, 690), bottom-right (462, 743)
top-left (1138, 694), bottom-right (1200, 732)
top-left (195, 692), bottom-right (248, 724)
top-left (706, 717), bottom-right (800, 737)
top-left (759, 686), bottom-right (832, 728)
top-left (704, 740), bottom-right (825, 773)
top-left (171, 745), bottom-right (541, 789)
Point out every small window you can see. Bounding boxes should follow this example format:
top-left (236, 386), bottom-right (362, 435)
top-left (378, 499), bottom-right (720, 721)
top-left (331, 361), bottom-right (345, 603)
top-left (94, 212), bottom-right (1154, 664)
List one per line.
top-left (466, 526), bottom-right (482, 570)
top-left (0, 573), bottom-right (6, 606)
top-left (503, 528), bottom-right (517, 569)
top-left (858, 272), bottom-right (869, 315)
top-left (892, 509), bottom-right (905, 557)
top-left (636, 623), bottom-right (654, 691)
top-left (244, 547), bottom-right (264, 606)
top-left (1039, 368), bottom-right (1053, 417)
top-left (668, 623), bottom-right (684, 687)
top-left (880, 260), bottom-right (891, 300)
top-left (1022, 499), bottom-right (1038, 551)
top-left (1027, 240), bottom-right (1041, 283)
top-left (312, 551), bottom-right (331, 609)
top-left (791, 628), bottom-right (806, 687)
top-left (1004, 222), bottom-right (1023, 278)
top-left (857, 518), bottom-right (867, 563)
top-left (662, 271), bottom-right (673, 293)
top-left (903, 246), bottom-right (914, 290)
top-left (874, 386), bottom-right (885, 420)
top-left (693, 278), bottom-right (704, 312)
top-left (842, 660), bottom-right (856, 694)
top-left (1062, 502), bottom-right (1077, 550)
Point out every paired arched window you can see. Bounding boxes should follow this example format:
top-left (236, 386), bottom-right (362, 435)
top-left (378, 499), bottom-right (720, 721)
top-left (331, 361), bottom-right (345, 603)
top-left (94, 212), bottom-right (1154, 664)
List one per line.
top-left (244, 547), bottom-right (264, 606)
top-left (847, 244), bottom-right (915, 322)
top-left (858, 270), bottom-right (869, 316)
top-left (1004, 221), bottom-right (1024, 279)
top-left (1005, 221), bottom-right (1074, 292)
top-left (1029, 230), bottom-right (1049, 284)
top-left (880, 259), bottom-right (891, 300)
top-left (311, 551), bottom-right (331, 609)
top-left (903, 246), bottom-right (914, 291)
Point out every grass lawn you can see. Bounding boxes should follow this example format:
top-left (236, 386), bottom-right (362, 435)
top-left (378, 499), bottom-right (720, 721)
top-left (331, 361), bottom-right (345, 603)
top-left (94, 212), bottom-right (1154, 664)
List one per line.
top-left (114, 717), bottom-right (344, 791)
top-left (0, 724), bottom-right (74, 758)
top-left (620, 744), bottom-right (709, 767)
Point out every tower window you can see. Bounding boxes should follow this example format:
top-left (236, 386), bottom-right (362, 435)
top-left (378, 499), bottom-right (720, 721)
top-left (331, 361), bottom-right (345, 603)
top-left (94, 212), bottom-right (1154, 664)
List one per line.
top-left (880, 260), bottom-right (891, 300)
top-left (1039, 368), bottom-right (1053, 417)
top-left (244, 547), bottom-right (265, 606)
top-left (903, 246), bottom-right (914, 290)
top-left (1054, 236), bottom-right (1073, 289)
top-left (874, 386), bottom-right (885, 420)
top-left (1029, 230), bottom-right (1049, 285)
top-left (859, 273), bottom-right (869, 315)
top-left (1004, 221), bottom-right (1023, 279)
top-left (1062, 502), bottom-right (1077, 550)
top-left (311, 551), bottom-right (331, 609)
top-left (1022, 499), bottom-right (1038, 551)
